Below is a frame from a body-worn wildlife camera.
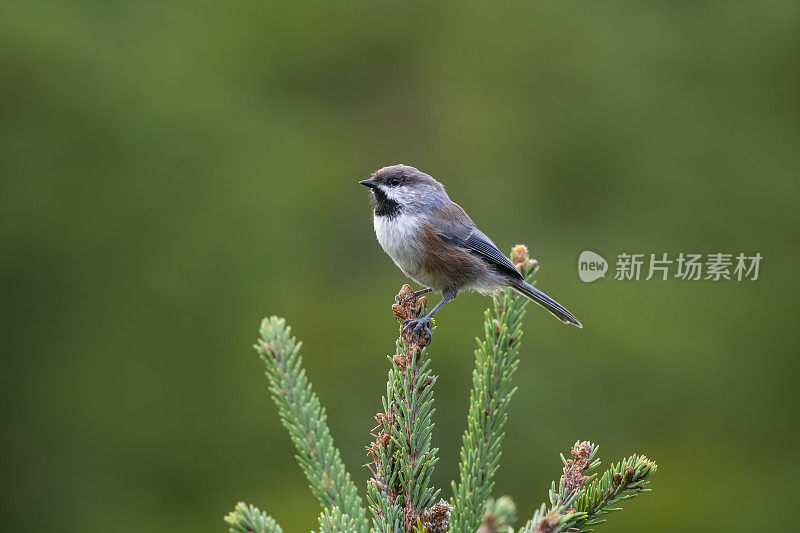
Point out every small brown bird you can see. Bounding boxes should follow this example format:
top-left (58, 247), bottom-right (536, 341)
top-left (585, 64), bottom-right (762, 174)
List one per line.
top-left (360, 164), bottom-right (582, 339)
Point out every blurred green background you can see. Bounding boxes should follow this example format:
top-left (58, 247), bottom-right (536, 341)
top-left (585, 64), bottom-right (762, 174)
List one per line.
top-left (2, 2), bottom-right (798, 531)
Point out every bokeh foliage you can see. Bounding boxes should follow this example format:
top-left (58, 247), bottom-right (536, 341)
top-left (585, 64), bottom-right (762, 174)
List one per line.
top-left (1, 2), bottom-right (798, 532)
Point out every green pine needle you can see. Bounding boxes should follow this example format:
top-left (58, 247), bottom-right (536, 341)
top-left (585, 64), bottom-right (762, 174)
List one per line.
top-left (224, 502), bottom-right (283, 533)
top-left (317, 506), bottom-right (365, 532)
top-left (252, 317), bottom-right (369, 532)
top-left (450, 247), bottom-right (536, 531)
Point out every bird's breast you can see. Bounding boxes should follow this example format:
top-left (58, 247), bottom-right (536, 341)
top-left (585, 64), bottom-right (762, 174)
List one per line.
top-left (373, 214), bottom-right (426, 278)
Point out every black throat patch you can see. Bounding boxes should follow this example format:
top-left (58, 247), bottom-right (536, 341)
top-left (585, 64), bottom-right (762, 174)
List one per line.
top-left (372, 188), bottom-right (401, 218)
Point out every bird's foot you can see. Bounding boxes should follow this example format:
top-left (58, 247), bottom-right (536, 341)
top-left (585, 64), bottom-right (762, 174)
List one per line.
top-left (402, 316), bottom-right (432, 342)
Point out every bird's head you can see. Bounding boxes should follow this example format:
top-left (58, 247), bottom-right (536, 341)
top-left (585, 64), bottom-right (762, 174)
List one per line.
top-left (360, 164), bottom-right (448, 217)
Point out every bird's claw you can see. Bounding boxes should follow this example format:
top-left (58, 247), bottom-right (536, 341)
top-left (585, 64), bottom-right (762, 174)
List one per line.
top-left (402, 317), bottom-right (432, 342)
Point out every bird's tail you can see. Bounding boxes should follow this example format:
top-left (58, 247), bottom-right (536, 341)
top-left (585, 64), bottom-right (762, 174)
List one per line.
top-left (509, 279), bottom-right (583, 328)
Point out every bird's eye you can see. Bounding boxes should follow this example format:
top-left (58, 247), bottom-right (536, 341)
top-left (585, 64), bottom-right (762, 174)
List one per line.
top-left (389, 177), bottom-right (402, 187)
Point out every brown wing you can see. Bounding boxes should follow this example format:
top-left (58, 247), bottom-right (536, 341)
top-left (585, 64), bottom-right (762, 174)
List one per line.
top-left (433, 202), bottom-right (522, 280)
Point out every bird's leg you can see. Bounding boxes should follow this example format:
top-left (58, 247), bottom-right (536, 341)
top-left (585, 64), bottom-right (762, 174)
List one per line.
top-left (402, 290), bottom-right (456, 341)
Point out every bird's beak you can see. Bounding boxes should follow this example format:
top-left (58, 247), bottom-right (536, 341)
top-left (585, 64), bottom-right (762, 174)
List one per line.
top-left (359, 179), bottom-right (377, 189)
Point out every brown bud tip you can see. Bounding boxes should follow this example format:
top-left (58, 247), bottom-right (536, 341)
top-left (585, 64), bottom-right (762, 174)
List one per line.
top-left (573, 441), bottom-right (592, 461)
top-left (421, 498), bottom-right (452, 533)
top-left (511, 244), bottom-right (530, 266)
top-left (393, 284), bottom-right (424, 322)
top-left (613, 472), bottom-right (623, 486)
top-left (625, 466), bottom-right (636, 481)
top-left (562, 441), bottom-right (593, 495)
top-left (393, 354), bottom-right (407, 369)
top-left (535, 517), bottom-right (554, 533)
top-left (417, 296), bottom-right (427, 308)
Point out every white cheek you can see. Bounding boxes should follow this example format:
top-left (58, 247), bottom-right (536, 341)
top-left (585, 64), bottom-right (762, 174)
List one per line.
top-left (380, 185), bottom-right (407, 204)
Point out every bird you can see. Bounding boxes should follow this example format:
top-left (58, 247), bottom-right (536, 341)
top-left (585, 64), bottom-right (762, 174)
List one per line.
top-left (360, 164), bottom-right (582, 340)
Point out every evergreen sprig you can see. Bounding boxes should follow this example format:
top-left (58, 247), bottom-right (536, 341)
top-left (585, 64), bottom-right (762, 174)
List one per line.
top-left (479, 496), bottom-right (518, 533)
top-left (224, 502), bottom-right (283, 533)
top-left (392, 339), bottom-right (440, 524)
top-left (252, 317), bottom-right (369, 532)
top-left (228, 245), bottom-right (657, 533)
top-left (450, 246), bottom-right (538, 531)
top-left (318, 506), bottom-right (365, 533)
top-left (519, 441), bottom-right (657, 533)
top-left (366, 286), bottom-right (447, 532)
top-left (365, 402), bottom-right (404, 531)
top-left (365, 403), bottom-right (404, 531)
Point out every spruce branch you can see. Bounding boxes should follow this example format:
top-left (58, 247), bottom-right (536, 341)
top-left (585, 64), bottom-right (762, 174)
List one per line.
top-left (450, 245), bottom-right (538, 532)
top-left (224, 502), bottom-right (283, 533)
top-left (478, 496), bottom-right (518, 533)
top-left (317, 506), bottom-right (364, 533)
top-left (229, 245), bottom-right (658, 533)
top-left (366, 285), bottom-right (450, 532)
top-left (253, 317), bottom-right (369, 532)
top-left (365, 405), bottom-right (404, 531)
top-left (519, 441), bottom-right (657, 533)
